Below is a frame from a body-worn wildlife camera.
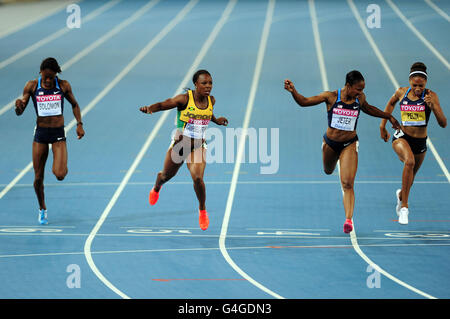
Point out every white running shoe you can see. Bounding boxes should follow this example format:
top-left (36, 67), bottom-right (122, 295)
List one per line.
top-left (398, 207), bottom-right (409, 225)
top-left (395, 189), bottom-right (401, 216)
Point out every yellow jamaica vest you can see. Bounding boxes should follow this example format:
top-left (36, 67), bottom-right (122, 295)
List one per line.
top-left (177, 90), bottom-right (213, 139)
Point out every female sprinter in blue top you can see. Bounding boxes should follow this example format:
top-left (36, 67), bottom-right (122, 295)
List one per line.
top-left (15, 57), bottom-right (85, 225)
top-left (380, 62), bottom-right (447, 225)
top-left (284, 70), bottom-right (400, 233)
top-left (140, 70), bottom-right (228, 231)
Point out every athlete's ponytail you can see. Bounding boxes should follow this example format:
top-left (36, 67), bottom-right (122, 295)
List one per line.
top-left (40, 57), bottom-right (62, 73)
top-left (409, 62), bottom-right (427, 79)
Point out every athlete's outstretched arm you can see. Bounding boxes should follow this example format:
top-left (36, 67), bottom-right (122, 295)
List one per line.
top-left (284, 79), bottom-right (330, 107)
top-left (15, 80), bottom-right (35, 116)
top-left (425, 90), bottom-right (447, 128)
top-left (360, 93), bottom-right (401, 131)
top-left (140, 94), bottom-right (188, 114)
top-left (379, 88), bottom-right (403, 142)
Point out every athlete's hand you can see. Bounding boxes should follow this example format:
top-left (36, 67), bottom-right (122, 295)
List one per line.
top-left (284, 79), bottom-right (295, 93)
top-left (424, 91), bottom-right (434, 108)
top-left (139, 106), bottom-right (152, 114)
top-left (15, 99), bottom-right (25, 115)
top-left (215, 117), bottom-right (228, 126)
top-left (389, 115), bottom-right (401, 130)
top-left (380, 127), bottom-right (390, 142)
top-left (76, 124), bottom-right (85, 140)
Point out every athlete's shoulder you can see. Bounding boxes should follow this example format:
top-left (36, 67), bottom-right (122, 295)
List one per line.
top-left (175, 92), bottom-right (189, 102)
top-left (57, 79), bottom-right (73, 95)
top-left (321, 90), bottom-right (337, 104)
top-left (210, 95), bottom-right (215, 106)
top-left (25, 79), bottom-right (38, 93)
top-left (174, 92), bottom-right (189, 110)
top-left (27, 79), bottom-right (38, 87)
top-left (397, 87), bottom-right (409, 96)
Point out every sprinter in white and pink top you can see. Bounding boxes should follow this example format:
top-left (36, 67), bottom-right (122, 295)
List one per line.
top-left (15, 57), bottom-right (85, 225)
top-left (284, 70), bottom-right (400, 234)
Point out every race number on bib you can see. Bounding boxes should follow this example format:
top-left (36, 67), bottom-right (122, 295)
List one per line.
top-left (36, 94), bottom-right (62, 117)
top-left (393, 129), bottom-right (405, 139)
top-left (330, 108), bottom-right (359, 131)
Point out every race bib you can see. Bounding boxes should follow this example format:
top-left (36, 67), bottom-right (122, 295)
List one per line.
top-left (183, 119), bottom-right (210, 139)
top-left (330, 108), bottom-right (359, 131)
top-left (393, 129), bottom-right (405, 139)
top-left (36, 94), bottom-right (62, 117)
top-left (401, 104), bottom-right (426, 126)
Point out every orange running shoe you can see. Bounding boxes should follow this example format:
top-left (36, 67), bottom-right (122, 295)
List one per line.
top-left (343, 219), bottom-right (353, 234)
top-left (199, 210), bottom-right (209, 231)
top-left (149, 187), bottom-right (160, 206)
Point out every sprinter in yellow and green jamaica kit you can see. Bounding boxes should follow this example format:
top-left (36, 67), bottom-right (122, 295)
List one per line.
top-left (139, 70), bottom-right (228, 230)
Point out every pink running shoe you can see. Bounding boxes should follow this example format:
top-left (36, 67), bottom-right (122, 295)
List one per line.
top-left (149, 187), bottom-right (160, 206)
top-left (343, 219), bottom-right (353, 234)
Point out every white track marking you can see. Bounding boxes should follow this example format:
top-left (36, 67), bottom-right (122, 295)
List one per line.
top-left (386, 0), bottom-right (450, 70)
top-left (0, 0), bottom-right (80, 39)
top-left (3, 232), bottom-right (450, 242)
top-left (84, 0), bottom-right (237, 299)
top-left (309, 0), bottom-right (329, 91)
top-left (2, 242), bottom-right (450, 259)
top-left (308, 0), bottom-right (439, 299)
top-left (0, 0), bottom-right (163, 200)
top-left (424, 0), bottom-right (450, 22)
top-left (219, 0), bottom-right (283, 300)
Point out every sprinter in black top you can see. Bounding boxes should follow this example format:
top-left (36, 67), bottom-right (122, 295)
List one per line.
top-left (380, 62), bottom-right (447, 225)
top-left (15, 57), bottom-right (85, 225)
top-left (285, 70), bottom-right (400, 233)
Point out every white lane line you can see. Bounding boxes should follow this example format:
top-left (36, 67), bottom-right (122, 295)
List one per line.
top-left (0, 0), bottom-right (81, 39)
top-left (424, 0), bottom-right (450, 22)
top-left (0, 225), bottom-right (75, 228)
top-left (247, 228), bottom-right (330, 231)
top-left (0, 0), bottom-right (152, 117)
top-left (374, 230), bottom-right (450, 233)
top-left (2, 243), bottom-right (450, 259)
top-left (3, 232), bottom-right (450, 241)
top-left (309, 0), bottom-right (329, 91)
top-left (84, 0), bottom-right (236, 300)
top-left (219, 0), bottom-right (283, 300)
top-left (424, 142), bottom-right (450, 182)
top-left (0, 0), bottom-right (121, 71)
top-left (2, 180), bottom-right (447, 188)
top-left (386, 0), bottom-right (450, 70)
top-left (348, 0), bottom-right (438, 299)
top-left (0, 0), bottom-right (162, 200)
